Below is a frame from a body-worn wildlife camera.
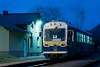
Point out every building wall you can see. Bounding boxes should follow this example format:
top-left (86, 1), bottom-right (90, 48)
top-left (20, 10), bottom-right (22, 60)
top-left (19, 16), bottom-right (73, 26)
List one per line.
top-left (27, 22), bottom-right (42, 56)
top-left (9, 22), bottom-right (43, 57)
top-left (0, 25), bottom-right (9, 55)
top-left (9, 30), bottom-right (27, 57)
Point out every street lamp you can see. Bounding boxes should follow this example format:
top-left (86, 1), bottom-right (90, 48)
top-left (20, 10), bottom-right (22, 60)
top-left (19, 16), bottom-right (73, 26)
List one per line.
top-left (77, 11), bottom-right (84, 28)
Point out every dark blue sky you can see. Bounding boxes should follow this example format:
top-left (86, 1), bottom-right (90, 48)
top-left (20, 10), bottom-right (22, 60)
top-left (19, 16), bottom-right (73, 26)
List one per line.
top-left (0, 0), bottom-right (100, 30)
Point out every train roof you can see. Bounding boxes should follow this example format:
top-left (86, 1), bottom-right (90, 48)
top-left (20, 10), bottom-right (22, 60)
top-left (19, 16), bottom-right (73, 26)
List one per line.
top-left (44, 21), bottom-right (92, 36)
top-left (44, 21), bottom-right (67, 25)
top-left (68, 24), bottom-right (92, 36)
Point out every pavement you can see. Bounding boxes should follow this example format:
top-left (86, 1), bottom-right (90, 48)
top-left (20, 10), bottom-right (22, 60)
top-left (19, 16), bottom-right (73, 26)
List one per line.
top-left (19, 54), bottom-right (46, 60)
top-left (0, 55), bottom-right (46, 67)
top-left (0, 53), bottom-right (100, 67)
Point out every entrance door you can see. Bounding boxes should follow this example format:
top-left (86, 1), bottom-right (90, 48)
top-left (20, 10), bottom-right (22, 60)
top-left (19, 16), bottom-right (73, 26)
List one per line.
top-left (24, 39), bottom-right (27, 57)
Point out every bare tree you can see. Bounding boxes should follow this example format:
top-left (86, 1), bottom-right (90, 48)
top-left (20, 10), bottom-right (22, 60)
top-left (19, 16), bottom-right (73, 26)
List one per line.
top-left (29, 6), bottom-right (64, 23)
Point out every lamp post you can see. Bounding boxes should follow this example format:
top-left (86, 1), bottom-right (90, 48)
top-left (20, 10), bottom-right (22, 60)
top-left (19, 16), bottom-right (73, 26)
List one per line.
top-left (77, 11), bottom-right (84, 28)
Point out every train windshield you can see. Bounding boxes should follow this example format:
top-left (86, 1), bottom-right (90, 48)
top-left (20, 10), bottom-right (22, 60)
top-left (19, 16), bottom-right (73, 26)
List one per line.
top-left (44, 28), bottom-right (65, 41)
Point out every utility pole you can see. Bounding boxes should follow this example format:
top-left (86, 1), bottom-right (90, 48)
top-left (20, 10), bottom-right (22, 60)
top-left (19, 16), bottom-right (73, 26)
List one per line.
top-left (77, 11), bottom-right (84, 28)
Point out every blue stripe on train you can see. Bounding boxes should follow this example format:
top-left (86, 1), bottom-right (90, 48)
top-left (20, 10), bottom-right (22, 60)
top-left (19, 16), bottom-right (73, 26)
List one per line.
top-left (43, 46), bottom-right (69, 51)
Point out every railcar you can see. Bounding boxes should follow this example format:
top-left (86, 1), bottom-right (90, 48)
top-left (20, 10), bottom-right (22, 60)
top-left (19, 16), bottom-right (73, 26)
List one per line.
top-left (43, 21), bottom-right (93, 58)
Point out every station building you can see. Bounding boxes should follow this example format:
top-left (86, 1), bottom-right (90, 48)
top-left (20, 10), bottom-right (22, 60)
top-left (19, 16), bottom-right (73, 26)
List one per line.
top-left (0, 11), bottom-right (43, 57)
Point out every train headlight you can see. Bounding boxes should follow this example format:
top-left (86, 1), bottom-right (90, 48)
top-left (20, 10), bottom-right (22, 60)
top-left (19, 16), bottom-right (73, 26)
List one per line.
top-left (45, 44), bottom-right (49, 46)
top-left (61, 44), bottom-right (65, 46)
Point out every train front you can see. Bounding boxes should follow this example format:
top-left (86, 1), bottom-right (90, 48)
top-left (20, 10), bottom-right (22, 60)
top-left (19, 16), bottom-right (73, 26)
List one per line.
top-left (43, 21), bottom-right (68, 58)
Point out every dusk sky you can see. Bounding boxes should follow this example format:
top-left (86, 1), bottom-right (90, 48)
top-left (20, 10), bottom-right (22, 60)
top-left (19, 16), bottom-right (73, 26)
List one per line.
top-left (0, 0), bottom-right (100, 30)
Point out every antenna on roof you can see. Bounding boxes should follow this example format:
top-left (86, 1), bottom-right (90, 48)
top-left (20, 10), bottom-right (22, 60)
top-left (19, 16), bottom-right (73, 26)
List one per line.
top-left (67, 21), bottom-right (71, 24)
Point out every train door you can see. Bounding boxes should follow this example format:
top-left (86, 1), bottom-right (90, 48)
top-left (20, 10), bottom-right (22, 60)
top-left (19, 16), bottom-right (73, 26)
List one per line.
top-left (67, 30), bottom-right (74, 43)
top-left (67, 30), bottom-right (75, 56)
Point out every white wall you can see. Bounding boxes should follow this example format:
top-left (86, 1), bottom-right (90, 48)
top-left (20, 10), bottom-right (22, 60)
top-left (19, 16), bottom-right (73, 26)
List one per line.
top-left (9, 31), bottom-right (27, 57)
top-left (0, 25), bottom-right (9, 55)
top-left (27, 22), bottom-right (42, 56)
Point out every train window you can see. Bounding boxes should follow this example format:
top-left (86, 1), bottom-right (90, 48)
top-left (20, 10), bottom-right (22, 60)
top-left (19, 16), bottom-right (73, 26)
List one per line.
top-left (77, 32), bottom-right (79, 42)
top-left (85, 35), bottom-right (87, 43)
top-left (89, 37), bottom-right (91, 44)
top-left (82, 34), bottom-right (84, 42)
top-left (77, 32), bottom-right (92, 44)
top-left (68, 30), bottom-right (74, 42)
top-left (85, 36), bottom-right (87, 43)
top-left (86, 36), bottom-right (89, 43)
top-left (87, 36), bottom-right (89, 43)
top-left (80, 33), bottom-right (82, 42)
top-left (91, 38), bottom-right (92, 44)
top-left (44, 28), bottom-right (65, 41)
top-left (77, 32), bottom-right (83, 42)
top-left (68, 30), bottom-right (72, 36)
top-left (89, 37), bottom-right (92, 44)
top-left (91, 38), bottom-right (93, 44)
top-left (83, 35), bottom-right (86, 43)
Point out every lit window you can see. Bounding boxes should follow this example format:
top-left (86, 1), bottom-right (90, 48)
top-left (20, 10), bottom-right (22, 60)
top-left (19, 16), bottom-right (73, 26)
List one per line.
top-left (77, 32), bottom-right (82, 42)
top-left (83, 35), bottom-right (86, 43)
top-left (79, 33), bottom-right (82, 42)
top-left (86, 36), bottom-right (89, 43)
top-left (82, 34), bottom-right (84, 42)
top-left (89, 37), bottom-right (92, 44)
top-left (87, 36), bottom-right (89, 43)
top-left (85, 35), bottom-right (87, 43)
top-left (77, 32), bottom-right (79, 42)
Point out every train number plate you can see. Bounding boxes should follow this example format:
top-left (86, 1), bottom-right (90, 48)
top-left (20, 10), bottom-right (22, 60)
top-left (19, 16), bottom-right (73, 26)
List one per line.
top-left (54, 45), bottom-right (57, 51)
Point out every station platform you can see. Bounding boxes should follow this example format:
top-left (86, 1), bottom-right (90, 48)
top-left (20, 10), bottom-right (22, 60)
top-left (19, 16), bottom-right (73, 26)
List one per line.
top-left (0, 55), bottom-right (46, 67)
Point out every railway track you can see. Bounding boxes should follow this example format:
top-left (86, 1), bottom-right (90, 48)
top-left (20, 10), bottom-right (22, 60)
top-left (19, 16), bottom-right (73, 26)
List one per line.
top-left (27, 57), bottom-right (83, 67)
top-left (28, 58), bottom-right (68, 67)
top-left (29, 56), bottom-right (95, 67)
top-left (0, 57), bottom-right (73, 67)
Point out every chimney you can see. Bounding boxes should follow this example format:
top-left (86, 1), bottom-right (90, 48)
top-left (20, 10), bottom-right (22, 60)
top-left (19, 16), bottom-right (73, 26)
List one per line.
top-left (3, 10), bottom-right (8, 15)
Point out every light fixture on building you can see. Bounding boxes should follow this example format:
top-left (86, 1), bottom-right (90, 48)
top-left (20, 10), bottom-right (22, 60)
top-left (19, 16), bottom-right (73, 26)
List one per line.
top-left (36, 20), bottom-right (42, 26)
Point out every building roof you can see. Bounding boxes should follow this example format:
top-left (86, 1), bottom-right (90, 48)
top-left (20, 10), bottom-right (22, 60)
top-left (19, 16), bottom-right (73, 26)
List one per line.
top-left (0, 12), bottom-right (40, 33)
top-left (91, 24), bottom-right (100, 40)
